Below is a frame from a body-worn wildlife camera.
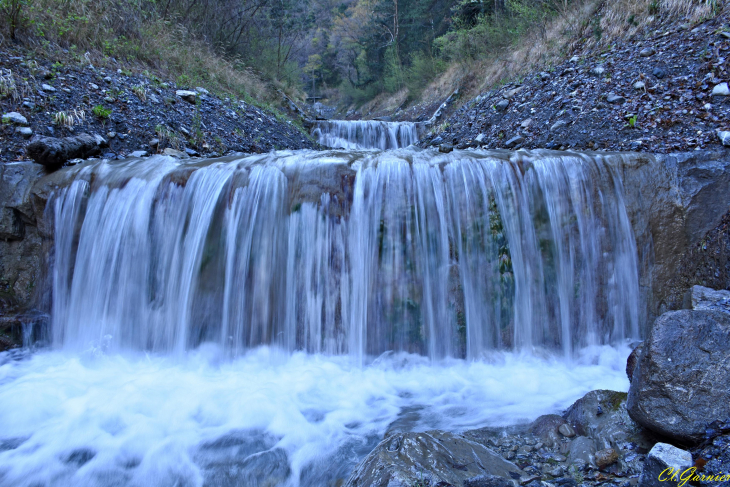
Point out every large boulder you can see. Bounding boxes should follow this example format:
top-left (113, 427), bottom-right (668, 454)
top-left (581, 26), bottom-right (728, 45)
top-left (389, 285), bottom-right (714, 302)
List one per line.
top-left (627, 310), bottom-right (730, 443)
top-left (26, 134), bottom-right (106, 168)
top-left (344, 430), bottom-right (524, 487)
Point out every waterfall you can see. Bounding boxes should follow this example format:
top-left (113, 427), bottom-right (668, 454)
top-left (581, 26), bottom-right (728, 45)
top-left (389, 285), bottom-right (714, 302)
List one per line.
top-left (50, 148), bottom-right (640, 362)
top-left (312, 120), bottom-right (419, 149)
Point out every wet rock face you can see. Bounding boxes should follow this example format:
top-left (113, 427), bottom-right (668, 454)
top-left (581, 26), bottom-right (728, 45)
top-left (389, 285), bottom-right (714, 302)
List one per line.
top-left (0, 162), bottom-right (54, 349)
top-left (611, 150), bottom-right (730, 331)
top-left (344, 430), bottom-right (524, 487)
top-left (627, 310), bottom-right (730, 444)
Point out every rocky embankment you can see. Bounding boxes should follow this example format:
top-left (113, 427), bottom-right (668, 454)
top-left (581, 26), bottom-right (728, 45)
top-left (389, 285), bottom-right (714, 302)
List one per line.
top-left (344, 286), bottom-right (730, 487)
top-left (0, 45), bottom-right (316, 166)
top-left (420, 15), bottom-right (730, 153)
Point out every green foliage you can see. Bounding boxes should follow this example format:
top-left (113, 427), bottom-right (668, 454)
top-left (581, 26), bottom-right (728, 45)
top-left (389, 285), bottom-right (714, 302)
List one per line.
top-left (405, 52), bottom-right (446, 96)
top-left (628, 115), bottom-right (637, 128)
top-left (435, 0), bottom-right (557, 62)
top-left (382, 45), bottom-right (404, 93)
top-left (92, 104), bottom-right (112, 119)
top-left (0, 0), bottom-right (32, 39)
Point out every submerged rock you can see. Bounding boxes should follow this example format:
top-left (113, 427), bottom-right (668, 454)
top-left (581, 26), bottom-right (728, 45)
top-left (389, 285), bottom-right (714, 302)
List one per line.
top-left (344, 430), bottom-right (523, 487)
top-left (627, 310), bottom-right (730, 443)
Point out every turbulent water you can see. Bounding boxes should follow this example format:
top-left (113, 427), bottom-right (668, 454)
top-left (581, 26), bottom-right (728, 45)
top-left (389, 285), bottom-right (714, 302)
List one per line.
top-left (312, 120), bottom-right (419, 149)
top-left (0, 140), bottom-right (642, 486)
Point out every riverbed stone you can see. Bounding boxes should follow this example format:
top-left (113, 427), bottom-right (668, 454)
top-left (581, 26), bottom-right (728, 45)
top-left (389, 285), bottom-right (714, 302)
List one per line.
top-left (711, 83), bottom-right (729, 96)
top-left (718, 131), bottom-right (730, 147)
top-left (529, 414), bottom-right (567, 447)
top-left (495, 99), bottom-right (509, 111)
top-left (638, 443), bottom-right (692, 487)
top-left (627, 309), bottom-right (730, 443)
top-left (344, 430), bottom-right (524, 487)
top-left (559, 423), bottom-right (576, 437)
top-left (505, 136), bottom-right (524, 148)
top-left (606, 93), bottom-right (625, 104)
top-left (595, 448), bottom-right (619, 469)
top-left (568, 436), bottom-right (596, 466)
top-left (2, 112), bottom-right (28, 126)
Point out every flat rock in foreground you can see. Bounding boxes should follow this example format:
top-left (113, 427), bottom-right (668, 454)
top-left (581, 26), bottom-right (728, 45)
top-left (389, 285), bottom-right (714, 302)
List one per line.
top-left (344, 430), bottom-right (523, 487)
top-left (627, 309), bottom-right (730, 444)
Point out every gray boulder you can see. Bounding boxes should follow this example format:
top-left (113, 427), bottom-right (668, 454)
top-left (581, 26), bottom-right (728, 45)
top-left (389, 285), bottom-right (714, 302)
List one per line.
top-left (26, 134), bottom-right (105, 168)
top-left (638, 443), bottom-right (692, 487)
top-left (627, 310), bottom-right (730, 443)
top-left (344, 430), bottom-right (523, 487)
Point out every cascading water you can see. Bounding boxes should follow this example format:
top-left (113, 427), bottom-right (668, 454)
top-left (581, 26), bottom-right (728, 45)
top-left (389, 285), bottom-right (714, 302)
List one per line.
top-left (50, 149), bottom-right (638, 361)
top-left (0, 136), bottom-right (641, 487)
top-left (312, 120), bottom-right (419, 149)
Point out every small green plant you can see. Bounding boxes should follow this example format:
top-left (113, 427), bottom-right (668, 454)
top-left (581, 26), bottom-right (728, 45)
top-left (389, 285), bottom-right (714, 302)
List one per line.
top-left (92, 105), bottom-right (112, 119)
top-left (628, 115), bottom-right (637, 128)
top-left (648, 0), bottom-right (660, 14)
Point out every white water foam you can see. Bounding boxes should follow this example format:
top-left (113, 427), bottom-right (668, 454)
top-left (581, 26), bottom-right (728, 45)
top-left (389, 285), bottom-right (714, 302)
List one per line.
top-left (0, 345), bottom-right (630, 487)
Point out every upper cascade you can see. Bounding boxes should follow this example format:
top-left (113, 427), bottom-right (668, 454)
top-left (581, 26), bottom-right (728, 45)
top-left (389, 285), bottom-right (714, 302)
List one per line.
top-left (312, 120), bottom-right (419, 150)
top-left (50, 148), bottom-right (640, 363)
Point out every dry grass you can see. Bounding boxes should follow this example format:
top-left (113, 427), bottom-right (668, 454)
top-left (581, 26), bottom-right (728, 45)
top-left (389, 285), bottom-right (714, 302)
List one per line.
top-left (5, 0), bottom-right (275, 104)
top-left (413, 0), bottom-right (723, 115)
